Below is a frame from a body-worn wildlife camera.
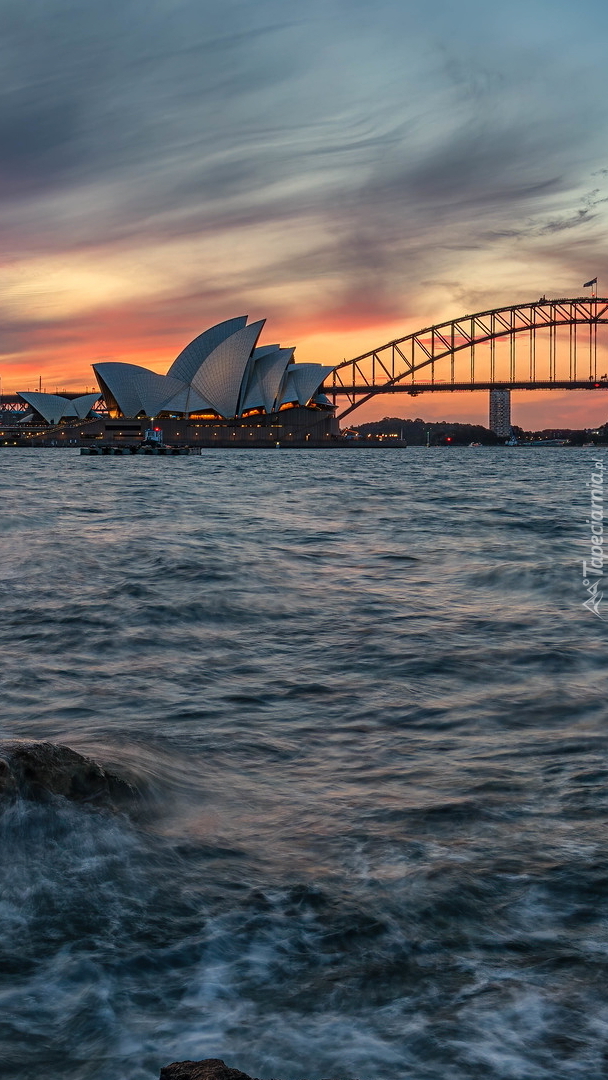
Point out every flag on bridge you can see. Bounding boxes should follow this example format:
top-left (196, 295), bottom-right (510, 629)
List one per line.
top-left (584, 277), bottom-right (598, 287)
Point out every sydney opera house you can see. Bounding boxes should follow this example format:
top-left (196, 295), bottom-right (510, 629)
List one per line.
top-left (12, 317), bottom-right (339, 445)
top-left (94, 316), bottom-right (334, 421)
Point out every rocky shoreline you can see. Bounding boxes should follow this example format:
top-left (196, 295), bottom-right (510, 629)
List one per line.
top-left (0, 748), bottom-right (351, 1080)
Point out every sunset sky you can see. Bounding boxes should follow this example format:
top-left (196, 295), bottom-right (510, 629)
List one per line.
top-left (2, 0), bottom-right (608, 428)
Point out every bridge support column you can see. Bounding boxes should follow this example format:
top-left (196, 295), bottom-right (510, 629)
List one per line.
top-left (489, 388), bottom-right (511, 437)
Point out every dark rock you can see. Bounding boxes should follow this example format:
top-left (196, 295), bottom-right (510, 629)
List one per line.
top-left (159, 1061), bottom-right (258, 1080)
top-left (158, 1061), bottom-right (351, 1080)
top-left (0, 740), bottom-right (136, 807)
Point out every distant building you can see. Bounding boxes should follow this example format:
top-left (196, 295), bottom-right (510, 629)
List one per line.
top-left (489, 388), bottom-right (511, 437)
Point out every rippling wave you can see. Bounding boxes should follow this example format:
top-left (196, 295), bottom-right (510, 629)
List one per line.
top-left (1, 447), bottom-right (607, 1080)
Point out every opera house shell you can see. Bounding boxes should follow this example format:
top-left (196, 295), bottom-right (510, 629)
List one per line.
top-left (93, 317), bottom-right (335, 420)
top-left (17, 391), bottom-right (101, 426)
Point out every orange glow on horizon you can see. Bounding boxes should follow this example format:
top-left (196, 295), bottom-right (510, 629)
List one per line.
top-left (3, 297), bottom-right (608, 431)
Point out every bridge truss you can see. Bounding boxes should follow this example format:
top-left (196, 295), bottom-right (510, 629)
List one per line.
top-left (328, 297), bottom-right (608, 419)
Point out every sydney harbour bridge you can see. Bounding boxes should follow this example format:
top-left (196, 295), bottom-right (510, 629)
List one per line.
top-left (328, 296), bottom-right (608, 429)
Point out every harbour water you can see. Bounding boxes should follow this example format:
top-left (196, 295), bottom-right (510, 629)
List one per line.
top-left (1, 446), bottom-right (606, 1080)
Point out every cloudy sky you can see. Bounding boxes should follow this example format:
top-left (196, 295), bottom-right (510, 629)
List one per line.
top-left (2, 0), bottom-right (608, 426)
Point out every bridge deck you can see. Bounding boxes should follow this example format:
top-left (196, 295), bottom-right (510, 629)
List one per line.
top-left (331, 380), bottom-right (608, 395)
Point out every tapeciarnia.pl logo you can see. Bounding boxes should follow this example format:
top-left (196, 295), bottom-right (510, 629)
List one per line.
top-left (582, 460), bottom-right (606, 620)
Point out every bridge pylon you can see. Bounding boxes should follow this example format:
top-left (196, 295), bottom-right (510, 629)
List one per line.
top-left (489, 388), bottom-right (511, 437)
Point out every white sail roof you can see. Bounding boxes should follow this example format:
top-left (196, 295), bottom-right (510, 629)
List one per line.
top-left (93, 363), bottom-right (185, 417)
top-left (278, 370), bottom-right (299, 407)
top-left (17, 392), bottom-right (69, 425)
top-left (241, 348), bottom-right (294, 413)
top-left (167, 317), bottom-right (248, 384)
top-left (130, 369), bottom-right (185, 416)
top-left (17, 391), bottom-right (99, 425)
top-left (252, 344), bottom-right (280, 358)
top-left (278, 364), bottom-right (333, 407)
top-left (289, 364), bottom-right (335, 406)
top-left (191, 320), bottom-right (265, 418)
top-left (162, 385), bottom-right (214, 414)
top-left (236, 345), bottom-right (280, 413)
top-left (93, 363), bottom-right (148, 417)
top-left (71, 393), bottom-right (102, 419)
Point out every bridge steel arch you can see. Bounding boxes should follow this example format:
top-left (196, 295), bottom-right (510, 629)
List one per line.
top-left (327, 297), bottom-right (608, 420)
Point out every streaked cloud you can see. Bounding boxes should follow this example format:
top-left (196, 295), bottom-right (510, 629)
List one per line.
top-left (1, 0), bottom-right (608, 426)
